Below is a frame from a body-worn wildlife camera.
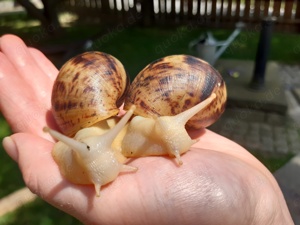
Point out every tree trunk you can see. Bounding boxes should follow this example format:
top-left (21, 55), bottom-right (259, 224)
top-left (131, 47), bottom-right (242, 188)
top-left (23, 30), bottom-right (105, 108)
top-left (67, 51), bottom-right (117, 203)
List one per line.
top-left (140, 0), bottom-right (155, 26)
top-left (16, 0), bottom-right (62, 35)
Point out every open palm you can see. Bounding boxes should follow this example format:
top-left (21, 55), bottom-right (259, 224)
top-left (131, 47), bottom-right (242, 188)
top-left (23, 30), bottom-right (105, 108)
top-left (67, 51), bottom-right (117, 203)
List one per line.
top-left (0, 34), bottom-right (293, 225)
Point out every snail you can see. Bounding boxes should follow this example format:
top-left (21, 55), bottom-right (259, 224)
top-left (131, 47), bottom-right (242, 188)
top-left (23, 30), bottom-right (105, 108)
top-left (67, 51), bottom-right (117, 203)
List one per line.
top-left (44, 52), bottom-right (227, 196)
top-left (43, 105), bottom-right (137, 197)
top-left (44, 52), bottom-right (136, 196)
top-left (121, 55), bottom-right (227, 165)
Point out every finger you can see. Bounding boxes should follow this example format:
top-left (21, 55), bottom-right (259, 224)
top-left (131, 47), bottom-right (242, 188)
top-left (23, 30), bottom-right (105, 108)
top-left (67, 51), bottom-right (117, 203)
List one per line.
top-left (2, 136), bottom-right (18, 162)
top-left (28, 47), bottom-right (58, 82)
top-left (0, 52), bottom-right (55, 138)
top-left (0, 34), bottom-right (53, 100)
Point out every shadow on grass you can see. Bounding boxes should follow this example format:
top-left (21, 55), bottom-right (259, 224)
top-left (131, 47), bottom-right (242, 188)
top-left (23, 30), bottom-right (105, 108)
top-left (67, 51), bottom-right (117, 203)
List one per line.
top-left (0, 198), bottom-right (83, 225)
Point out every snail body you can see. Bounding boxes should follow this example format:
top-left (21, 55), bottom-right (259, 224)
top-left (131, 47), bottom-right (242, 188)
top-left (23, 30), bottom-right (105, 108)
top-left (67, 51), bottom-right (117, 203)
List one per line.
top-left (122, 55), bottom-right (226, 164)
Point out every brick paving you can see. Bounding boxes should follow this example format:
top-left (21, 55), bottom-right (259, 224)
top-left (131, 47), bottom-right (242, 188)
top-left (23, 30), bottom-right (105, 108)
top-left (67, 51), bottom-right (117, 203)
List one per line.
top-left (209, 61), bottom-right (300, 154)
top-left (209, 108), bottom-right (300, 155)
top-left (280, 64), bottom-right (300, 90)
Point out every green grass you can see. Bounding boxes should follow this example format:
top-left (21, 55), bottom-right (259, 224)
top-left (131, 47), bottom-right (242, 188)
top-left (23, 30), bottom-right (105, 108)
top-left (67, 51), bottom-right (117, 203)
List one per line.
top-left (0, 114), bottom-right (22, 198)
top-left (0, 115), bottom-right (83, 224)
top-left (0, 198), bottom-right (82, 225)
top-left (87, 26), bottom-right (300, 79)
top-left (252, 152), bottom-right (294, 172)
top-left (0, 11), bottom-right (298, 224)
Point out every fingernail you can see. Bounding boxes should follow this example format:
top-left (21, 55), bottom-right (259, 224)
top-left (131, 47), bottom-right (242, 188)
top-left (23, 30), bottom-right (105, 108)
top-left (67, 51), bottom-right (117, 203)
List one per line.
top-left (2, 136), bottom-right (18, 162)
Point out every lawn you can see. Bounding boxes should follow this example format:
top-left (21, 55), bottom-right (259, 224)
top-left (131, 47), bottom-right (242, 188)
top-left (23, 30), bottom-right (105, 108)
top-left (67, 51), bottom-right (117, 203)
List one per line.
top-left (0, 10), bottom-right (299, 224)
top-left (0, 114), bottom-right (83, 224)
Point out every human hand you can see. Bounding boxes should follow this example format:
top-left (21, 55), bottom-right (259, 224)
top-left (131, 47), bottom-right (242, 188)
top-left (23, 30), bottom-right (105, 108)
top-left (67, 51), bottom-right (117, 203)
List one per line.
top-left (0, 34), bottom-right (294, 225)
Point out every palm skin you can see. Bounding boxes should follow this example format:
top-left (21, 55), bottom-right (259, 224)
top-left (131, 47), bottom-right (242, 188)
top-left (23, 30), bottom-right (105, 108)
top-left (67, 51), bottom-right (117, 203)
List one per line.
top-left (0, 34), bottom-right (294, 225)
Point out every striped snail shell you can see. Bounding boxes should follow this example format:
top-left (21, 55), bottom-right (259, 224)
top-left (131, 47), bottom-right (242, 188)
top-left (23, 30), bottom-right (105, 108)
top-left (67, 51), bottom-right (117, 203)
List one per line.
top-left (51, 51), bottom-right (129, 137)
top-left (122, 55), bottom-right (227, 165)
top-left (124, 54), bottom-right (226, 129)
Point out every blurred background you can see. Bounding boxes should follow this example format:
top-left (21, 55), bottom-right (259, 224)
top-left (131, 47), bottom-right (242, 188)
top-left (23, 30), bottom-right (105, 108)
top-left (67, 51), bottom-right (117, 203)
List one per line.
top-left (0, 0), bottom-right (300, 224)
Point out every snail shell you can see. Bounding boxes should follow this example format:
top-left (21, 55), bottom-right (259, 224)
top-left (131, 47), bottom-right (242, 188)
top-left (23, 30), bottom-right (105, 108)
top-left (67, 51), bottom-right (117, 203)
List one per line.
top-left (122, 55), bottom-right (227, 164)
top-left (51, 51), bottom-right (129, 137)
top-left (124, 55), bottom-right (226, 129)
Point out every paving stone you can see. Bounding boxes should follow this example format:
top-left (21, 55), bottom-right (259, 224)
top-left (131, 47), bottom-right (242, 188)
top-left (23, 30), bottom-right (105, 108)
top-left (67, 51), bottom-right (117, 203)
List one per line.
top-left (236, 120), bottom-right (248, 128)
top-left (287, 129), bottom-right (300, 144)
top-left (249, 122), bottom-right (260, 130)
top-left (208, 124), bottom-right (223, 135)
top-left (244, 109), bottom-right (266, 123)
top-left (266, 113), bottom-right (287, 126)
top-left (219, 130), bottom-right (232, 139)
top-left (260, 139), bottom-right (274, 152)
top-left (259, 143), bottom-right (274, 152)
top-left (274, 154), bottom-right (300, 224)
top-left (274, 126), bottom-right (287, 139)
top-left (236, 128), bottom-right (248, 135)
top-left (231, 134), bottom-right (245, 143)
top-left (245, 141), bottom-right (261, 151)
top-left (275, 143), bottom-right (290, 154)
top-left (245, 137), bottom-right (260, 150)
top-left (248, 129), bottom-right (260, 137)
top-left (287, 128), bottom-right (299, 136)
top-left (261, 133), bottom-right (273, 141)
top-left (221, 118), bottom-right (238, 131)
top-left (288, 134), bottom-right (300, 143)
top-left (290, 141), bottom-right (300, 154)
top-left (260, 123), bottom-right (273, 135)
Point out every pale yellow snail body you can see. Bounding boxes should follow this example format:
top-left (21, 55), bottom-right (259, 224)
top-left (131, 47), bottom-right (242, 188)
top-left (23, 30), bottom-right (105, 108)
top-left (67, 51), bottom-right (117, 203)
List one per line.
top-left (122, 55), bottom-right (227, 165)
top-left (44, 52), bottom-right (136, 196)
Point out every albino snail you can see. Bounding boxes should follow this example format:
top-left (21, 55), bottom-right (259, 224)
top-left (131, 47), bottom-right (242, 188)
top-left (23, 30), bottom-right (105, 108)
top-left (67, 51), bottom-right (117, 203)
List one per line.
top-left (44, 52), bottom-right (227, 196)
top-left (45, 52), bottom-right (135, 197)
top-left (121, 55), bottom-right (226, 165)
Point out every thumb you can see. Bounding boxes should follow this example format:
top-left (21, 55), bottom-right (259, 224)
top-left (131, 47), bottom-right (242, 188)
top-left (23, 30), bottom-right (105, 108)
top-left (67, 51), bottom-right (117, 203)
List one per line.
top-left (3, 133), bottom-right (59, 196)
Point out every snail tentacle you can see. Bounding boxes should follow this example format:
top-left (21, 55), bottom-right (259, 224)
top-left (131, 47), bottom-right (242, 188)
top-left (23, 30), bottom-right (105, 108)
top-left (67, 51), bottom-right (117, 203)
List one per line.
top-left (101, 105), bottom-right (136, 145)
top-left (173, 93), bottom-right (216, 124)
top-left (121, 164), bottom-right (138, 172)
top-left (43, 127), bottom-right (89, 153)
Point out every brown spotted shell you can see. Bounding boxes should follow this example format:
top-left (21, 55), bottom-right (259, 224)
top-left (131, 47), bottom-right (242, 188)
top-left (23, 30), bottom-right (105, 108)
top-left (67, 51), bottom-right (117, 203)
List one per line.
top-left (124, 55), bottom-right (227, 129)
top-left (52, 51), bottom-right (129, 137)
